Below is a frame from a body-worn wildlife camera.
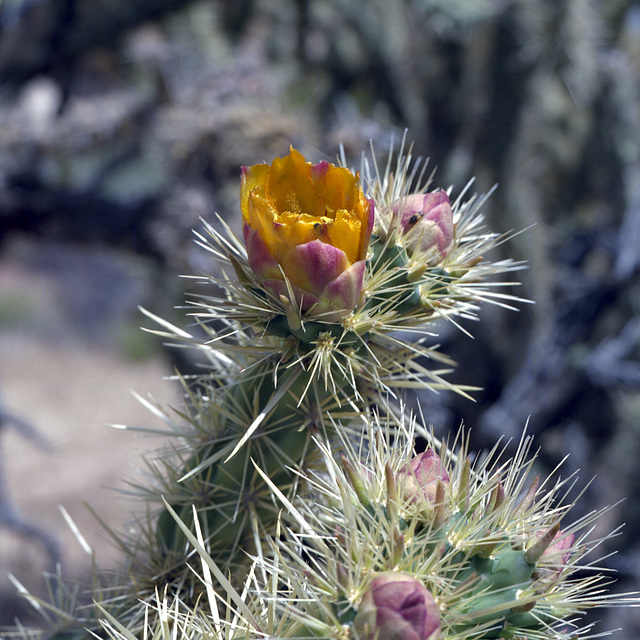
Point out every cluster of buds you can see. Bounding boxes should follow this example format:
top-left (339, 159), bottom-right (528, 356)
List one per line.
top-left (240, 147), bottom-right (458, 327)
top-left (87, 423), bottom-right (633, 640)
top-left (247, 424), bottom-right (626, 640)
top-left (193, 142), bottom-right (522, 408)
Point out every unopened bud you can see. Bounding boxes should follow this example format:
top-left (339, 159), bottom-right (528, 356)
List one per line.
top-left (527, 525), bottom-right (575, 577)
top-left (391, 191), bottom-right (454, 265)
top-left (398, 450), bottom-right (450, 510)
top-left (524, 523), bottom-right (561, 565)
top-left (353, 572), bottom-right (441, 640)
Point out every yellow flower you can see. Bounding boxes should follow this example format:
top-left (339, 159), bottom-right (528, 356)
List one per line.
top-left (241, 148), bottom-right (374, 318)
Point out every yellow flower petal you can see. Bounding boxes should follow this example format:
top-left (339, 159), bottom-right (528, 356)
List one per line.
top-left (240, 163), bottom-right (269, 219)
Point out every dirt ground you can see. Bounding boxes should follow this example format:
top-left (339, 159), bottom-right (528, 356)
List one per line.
top-left (0, 245), bottom-right (178, 625)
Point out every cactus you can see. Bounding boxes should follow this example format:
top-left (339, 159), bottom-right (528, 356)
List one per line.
top-left (9, 133), bottom-right (636, 639)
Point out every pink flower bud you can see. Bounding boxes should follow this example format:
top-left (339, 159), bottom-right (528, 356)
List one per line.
top-left (354, 572), bottom-right (441, 640)
top-left (535, 529), bottom-right (575, 570)
top-left (526, 527), bottom-right (575, 586)
top-left (397, 450), bottom-right (450, 506)
top-left (391, 191), bottom-right (454, 264)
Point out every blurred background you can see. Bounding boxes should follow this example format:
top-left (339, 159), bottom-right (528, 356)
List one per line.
top-left (0, 0), bottom-right (639, 633)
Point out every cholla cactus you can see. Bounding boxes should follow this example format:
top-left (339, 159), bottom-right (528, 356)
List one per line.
top-left (94, 419), bottom-right (636, 640)
top-left (225, 419), bottom-right (634, 640)
top-left (8, 134), bottom-right (636, 640)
